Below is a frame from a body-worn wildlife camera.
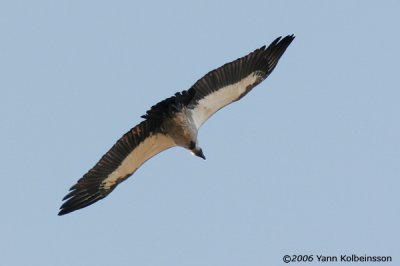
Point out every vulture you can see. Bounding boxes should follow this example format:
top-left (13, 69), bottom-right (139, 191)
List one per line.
top-left (59, 35), bottom-right (295, 215)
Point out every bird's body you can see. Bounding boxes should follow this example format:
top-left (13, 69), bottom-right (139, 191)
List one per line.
top-left (166, 108), bottom-right (199, 150)
top-left (59, 35), bottom-right (295, 215)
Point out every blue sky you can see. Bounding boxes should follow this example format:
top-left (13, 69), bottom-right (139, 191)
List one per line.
top-left (1, 1), bottom-right (399, 265)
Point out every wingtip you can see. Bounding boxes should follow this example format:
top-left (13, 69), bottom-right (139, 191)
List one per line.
top-left (284, 34), bottom-right (296, 42)
top-left (281, 34), bottom-right (295, 43)
top-left (57, 204), bottom-right (80, 216)
top-left (58, 206), bottom-right (72, 216)
top-left (58, 203), bottom-right (72, 216)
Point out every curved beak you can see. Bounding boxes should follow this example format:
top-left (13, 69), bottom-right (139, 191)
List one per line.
top-left (194, 148), bottom-right (206, 160)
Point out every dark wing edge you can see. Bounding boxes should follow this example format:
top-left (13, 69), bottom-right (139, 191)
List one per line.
top-left (185, 35), bottom-right (295, 128)
top-left (140, 35), bottom-right (295, 123)
top-left (188, 35), bottom-right (295, 106)
top-left (58, 119), bottom-right (168, 215)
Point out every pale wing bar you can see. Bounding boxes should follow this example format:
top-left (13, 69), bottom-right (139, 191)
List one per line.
top-left (58, 120), bottom-right (175, 215)
top-left (188, 35), bottom-right (295, 128)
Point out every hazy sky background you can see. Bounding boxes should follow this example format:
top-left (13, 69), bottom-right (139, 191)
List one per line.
top-left (1, 1), bottom-right (399, 265)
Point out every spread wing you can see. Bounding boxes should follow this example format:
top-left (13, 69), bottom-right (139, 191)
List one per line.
top-left (58, 120), bottom-right (176, 215)
top-left (188, 35), bottom-right (295, 129)
top-left (58, 35), bottom-right (294, 215)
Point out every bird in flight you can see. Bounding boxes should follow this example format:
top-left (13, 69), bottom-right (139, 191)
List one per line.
top-left (59, 35), bottom-right (295, 215)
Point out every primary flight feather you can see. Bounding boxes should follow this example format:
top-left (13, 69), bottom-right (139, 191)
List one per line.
top-left (59, 35), bottom-right (295, 215)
